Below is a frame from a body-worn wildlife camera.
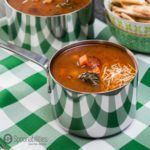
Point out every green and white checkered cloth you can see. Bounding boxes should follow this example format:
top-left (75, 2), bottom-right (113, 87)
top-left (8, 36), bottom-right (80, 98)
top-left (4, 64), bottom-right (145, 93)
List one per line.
top-left (0, 15), bottom-right (150, 150)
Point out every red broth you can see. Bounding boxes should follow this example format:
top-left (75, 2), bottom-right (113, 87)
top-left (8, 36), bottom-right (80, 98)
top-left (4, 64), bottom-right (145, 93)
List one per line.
top-left (51, 43), bottom-right (136, 93)
top-left (7, 0), bottom-right (90, 16)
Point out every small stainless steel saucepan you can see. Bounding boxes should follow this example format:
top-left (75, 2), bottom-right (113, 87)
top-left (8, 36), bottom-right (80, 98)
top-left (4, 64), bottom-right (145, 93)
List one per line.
top-left (0, 40), bottom-right (138, 138)
top-left (4, 0), bottom-right (94, 45)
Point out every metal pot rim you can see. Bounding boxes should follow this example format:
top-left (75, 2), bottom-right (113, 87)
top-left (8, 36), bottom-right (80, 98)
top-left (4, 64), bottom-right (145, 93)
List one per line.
top-left (49, 40), bottom-right (138, 95)
top-left (5, 0), bottom-right (92, 18)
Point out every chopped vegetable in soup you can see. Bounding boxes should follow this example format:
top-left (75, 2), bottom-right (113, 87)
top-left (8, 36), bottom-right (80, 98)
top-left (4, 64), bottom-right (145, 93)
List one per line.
top-left (51, 43), bottom-right (136, 93)
top-left (8, 0), bottom-right (90, 16)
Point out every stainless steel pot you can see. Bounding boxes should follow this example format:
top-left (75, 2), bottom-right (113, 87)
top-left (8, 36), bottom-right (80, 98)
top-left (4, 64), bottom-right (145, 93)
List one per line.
top-left (4, 0), bottom-right (94, 47)
top-left (0, 40), bottom-right (138, 138)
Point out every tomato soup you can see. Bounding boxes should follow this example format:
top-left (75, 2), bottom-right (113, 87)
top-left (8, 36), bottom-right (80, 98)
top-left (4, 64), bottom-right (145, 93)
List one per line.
top-left (51, 43), bottom-right (136, 93)
top-left (7, 0), bottom-right (90, 16)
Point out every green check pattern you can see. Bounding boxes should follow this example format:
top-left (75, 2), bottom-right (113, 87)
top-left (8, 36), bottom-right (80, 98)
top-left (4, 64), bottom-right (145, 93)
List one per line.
top-left (50, 78), bottom-right (137, 138)
top-left (0, 15), bottom-right (150, 150)
top-left (5, 4), bottom-right (92, 57)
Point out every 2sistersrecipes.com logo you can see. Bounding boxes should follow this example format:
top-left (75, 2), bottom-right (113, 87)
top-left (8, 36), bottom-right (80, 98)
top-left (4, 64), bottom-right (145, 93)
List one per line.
top-left (3, 134), bottom-right (48, 145)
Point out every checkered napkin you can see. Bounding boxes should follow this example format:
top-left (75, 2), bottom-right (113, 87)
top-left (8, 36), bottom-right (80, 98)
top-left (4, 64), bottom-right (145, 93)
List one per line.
top-left (0, 16), bottom-right (150, 150)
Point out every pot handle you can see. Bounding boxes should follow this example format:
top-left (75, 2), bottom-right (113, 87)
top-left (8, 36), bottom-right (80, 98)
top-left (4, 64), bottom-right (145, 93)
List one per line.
top-left (0, 40), bottom-right (51, 93)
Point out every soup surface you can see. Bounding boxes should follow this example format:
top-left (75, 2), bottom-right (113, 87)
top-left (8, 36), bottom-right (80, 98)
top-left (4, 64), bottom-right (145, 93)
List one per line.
top-left (7, 0), bottom-right (90, 16)
top-left (51, 43), bottom-right (136, 93)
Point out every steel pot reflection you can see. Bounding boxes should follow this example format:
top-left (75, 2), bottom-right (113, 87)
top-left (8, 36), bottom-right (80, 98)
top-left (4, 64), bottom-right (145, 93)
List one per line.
top-left (0, 40), bottom-right (138, 138)
top-left (4, 0), bottom-right (94, 48)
